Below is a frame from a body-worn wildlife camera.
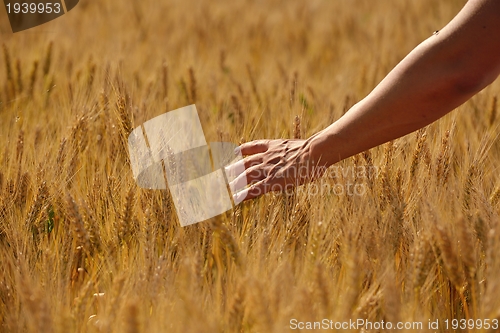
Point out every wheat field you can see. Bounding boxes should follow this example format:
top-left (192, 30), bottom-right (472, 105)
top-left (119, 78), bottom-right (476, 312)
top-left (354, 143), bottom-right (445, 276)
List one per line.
top-left (1, 0), bottom-right (500, 332)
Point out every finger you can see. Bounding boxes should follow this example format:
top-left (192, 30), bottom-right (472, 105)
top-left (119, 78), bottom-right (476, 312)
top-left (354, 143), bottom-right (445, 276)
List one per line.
top-left (238, 140), bottom-right (270, 156)
top-left (228, 170), bottom-right (249, 195)
top-left (233, 186), bottom-right (250, 204)
top-left (228, 165), bottom-right (266, 194)
top-left (232, 180), bottom-right (268, 204)
top-left (224, 159), bottom-right (245, 181)
top-left (224, 154), bottom-right (263, 181)
top-left (234, 177), bottom-right (280, 202)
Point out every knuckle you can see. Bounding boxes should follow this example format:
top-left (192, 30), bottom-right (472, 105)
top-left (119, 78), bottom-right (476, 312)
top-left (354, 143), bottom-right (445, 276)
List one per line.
top-left (244, 155), bottom-right (262, 168)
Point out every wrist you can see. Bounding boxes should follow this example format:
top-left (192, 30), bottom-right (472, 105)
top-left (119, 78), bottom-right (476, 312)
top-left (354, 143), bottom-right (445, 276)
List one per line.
top-left (307, 129), bottom-right (342, 168)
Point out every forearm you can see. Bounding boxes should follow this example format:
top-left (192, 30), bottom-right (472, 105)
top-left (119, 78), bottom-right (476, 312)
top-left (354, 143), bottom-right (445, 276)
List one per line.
top-left (310, 41), bottom-right (479, 165)
top-left (310, 0), bottom-right (500, 167)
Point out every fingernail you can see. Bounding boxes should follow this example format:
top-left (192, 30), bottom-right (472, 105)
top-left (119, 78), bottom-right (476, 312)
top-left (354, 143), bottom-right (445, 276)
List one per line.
top-left (234, 147), bottom-right (241, 156)
top-left (233, 188), bottom-right (248, 204)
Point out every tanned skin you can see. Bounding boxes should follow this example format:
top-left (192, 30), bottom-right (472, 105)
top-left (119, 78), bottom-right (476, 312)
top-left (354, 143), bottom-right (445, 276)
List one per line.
top-left (227, 0), bottom-right (500, 203)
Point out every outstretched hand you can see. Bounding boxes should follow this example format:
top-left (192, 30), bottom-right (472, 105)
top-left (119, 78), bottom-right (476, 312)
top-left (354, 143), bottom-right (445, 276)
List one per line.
top-left (225, 138), bottom-right (327, 202)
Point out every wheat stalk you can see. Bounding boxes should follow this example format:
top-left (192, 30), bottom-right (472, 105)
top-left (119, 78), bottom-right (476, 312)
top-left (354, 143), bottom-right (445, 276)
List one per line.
top-left (290, 71), bottom-right (298, 107)
top-left (15, 59), bottom-right (23, 94)
top-left (2, 44), bottom-right (12, 83)
top-left (410, 129), bottom-right (426, 179)
top-left (188, 67), bottom-right (197, 104)
top-left (66, 194), bottom-right (91, 251)
top-left (16, 130), bottom-right (24, 163)
top-left (488, 96), bottom-right (497, 126)
top-left (25, 181), bottom-right (49, 236)
top-left (246, 64), bottom-right (261, 105)
top-left (42, 41), bottom-right (53, 78)
top-left (436, 129), bottom-right (451, 185)
top-left (436, 225), bottom-right (465, 291)
top-left (15, 172), bottom-right (30, 210)
top-left (293, 115), bottom-right (301, 139)
top-left (29, 60), bottom-right (38, 96)
top-left (118, 186), bottom-right (136, 243)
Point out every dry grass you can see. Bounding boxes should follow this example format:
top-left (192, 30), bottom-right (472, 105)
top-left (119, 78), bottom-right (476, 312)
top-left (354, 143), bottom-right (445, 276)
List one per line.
top-left (1, 0), bottom-right (500, 332)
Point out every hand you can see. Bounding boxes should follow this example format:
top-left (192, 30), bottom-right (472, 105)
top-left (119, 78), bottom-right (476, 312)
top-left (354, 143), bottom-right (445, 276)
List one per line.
top-left (225, 138), bottom-right (327, 202)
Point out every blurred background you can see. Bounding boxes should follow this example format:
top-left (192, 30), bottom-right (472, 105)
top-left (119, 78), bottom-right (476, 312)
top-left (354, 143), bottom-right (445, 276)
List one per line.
top-left (3, 1), bottom-right (500, 333)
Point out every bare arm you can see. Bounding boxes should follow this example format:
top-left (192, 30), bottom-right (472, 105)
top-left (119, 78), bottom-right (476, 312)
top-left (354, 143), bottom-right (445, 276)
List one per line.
top-left (229, 0), bottom-right (500, 202)
top-left (310, 0), bottom-right (500, 165)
